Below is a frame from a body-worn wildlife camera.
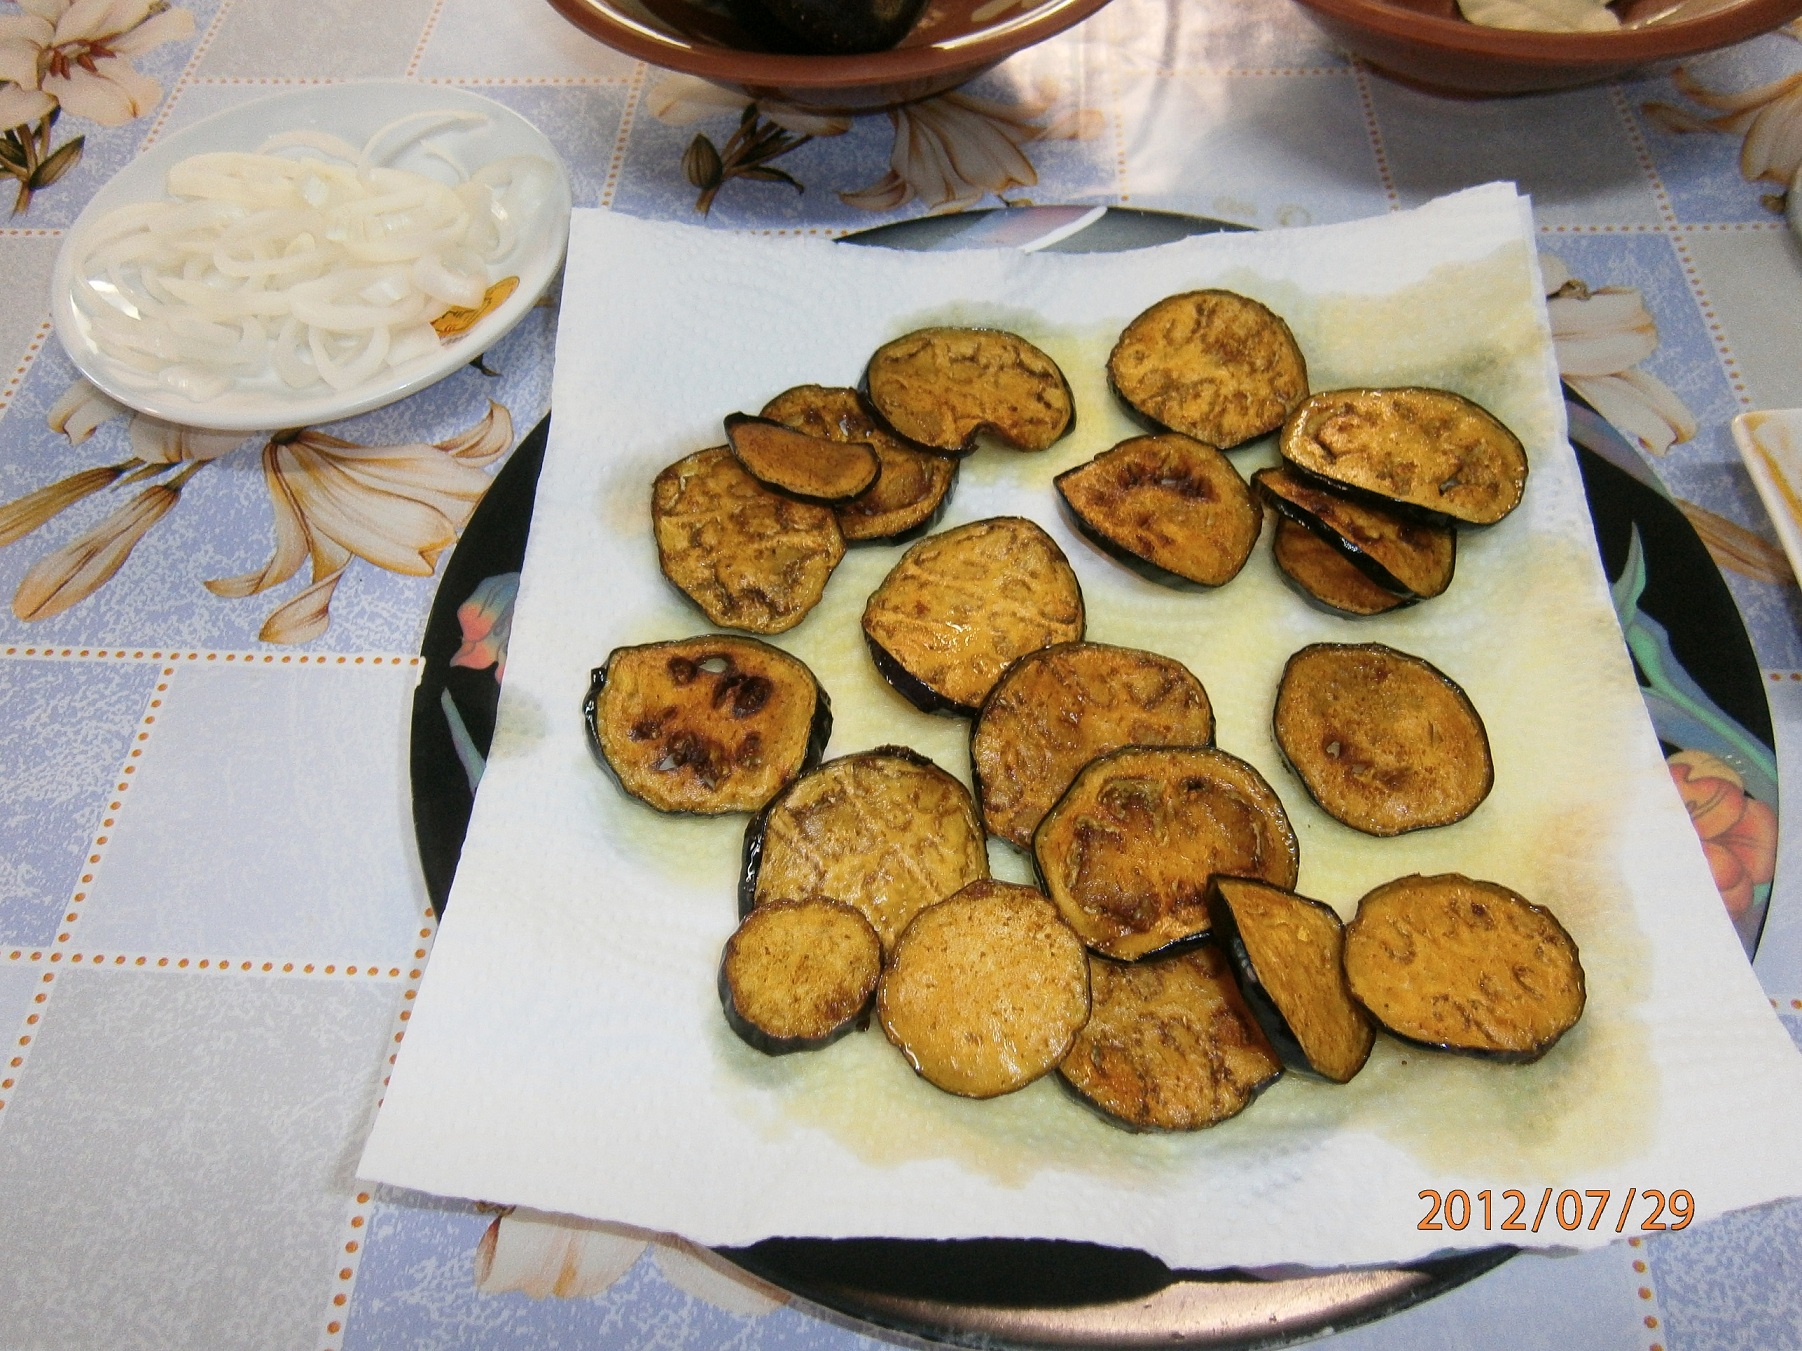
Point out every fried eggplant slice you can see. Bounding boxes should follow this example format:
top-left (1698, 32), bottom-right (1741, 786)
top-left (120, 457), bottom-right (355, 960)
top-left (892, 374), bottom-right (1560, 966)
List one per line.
top-left (1271, 518), bottom-right (1409, 617)
top-left (1209, 876), bottom-right (1373, 1083)
top-left (652, 446), bottom-right (845, 634)
top-left (864, 327), bottom-right (1074, 453)
top-left (720, 897), bottom-right (882, 1055)
top-left (1281, 388), bottom-right (1528, 526)
top-left (725, 412), bottom-right (880, 503)
top-left (1060, 944), bottom-right (1282, 1131)
top-left (970, 642), bottom-right (1215, 850)
top-left (1107, 290), bottom-right (1308, 449)
top-left (1343, 873), bottom-right (1585, 1062)
top-left (863, 517), bottom-right (1085, 716)
top-left (742, 746), bottom-right (989, 952)
top-left (1033, 746), bottom-right (1300, 961)
top-left (1055, 434), bottom-right (1262, 588)
top-left (584, 636), bottom-right (831, 815)
top-left (761, 385), bottom-right (957, 543)
top-left (877, 880), bottom-right (1091, 1098)
top-left (1273, 643), bottom-right (1493, 836)
top-left (1254, 465), bottom-right (1454, 599)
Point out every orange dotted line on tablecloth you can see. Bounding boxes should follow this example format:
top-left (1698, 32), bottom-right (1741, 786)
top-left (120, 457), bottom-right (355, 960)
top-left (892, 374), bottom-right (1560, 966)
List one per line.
top-left (0, 966), bottom-right (60, 1122)
top-left (2, 646), bottom-right (423, 667)
top-left (3, 949), bottom-right (413, 978)
top-left (1101, 30), bottom-right (1131, 205)
top-left (139, 0), bottom-right (244, 149)
top-left (320, 1189), bottom-right (378, 1351)
top-left (1148, 65), bottom-right (1354, 77)
top-left (1350, 63), bottom-right (1398, 208)
top-left (406, 0), bottom-right (451, 78)
top-left (183, 76), bottom-right (341, 86)
top-left (598, 63), bottom-right (648, 210)
top-left (0, 319), bottom-right (51, 418)
top-left (1626, 1236), bottom-right (1669, 1351)
top-left (0, 227), bottom-right (61, 237)
top-left (1766, 671), bottom-right (1802, 681)
top-left (415, 74), bottom-right (639, 87)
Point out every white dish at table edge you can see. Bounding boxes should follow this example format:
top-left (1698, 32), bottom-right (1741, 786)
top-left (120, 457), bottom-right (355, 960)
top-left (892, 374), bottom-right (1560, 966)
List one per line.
top-left (50, 82), bottom-right (573, 433)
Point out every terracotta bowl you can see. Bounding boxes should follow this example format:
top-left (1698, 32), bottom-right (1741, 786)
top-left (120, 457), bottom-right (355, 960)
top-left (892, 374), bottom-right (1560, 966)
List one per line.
top-left (544, 0), bottom-right (1115, 111)
top-left (1292, 0), bottom-right (1802, 95)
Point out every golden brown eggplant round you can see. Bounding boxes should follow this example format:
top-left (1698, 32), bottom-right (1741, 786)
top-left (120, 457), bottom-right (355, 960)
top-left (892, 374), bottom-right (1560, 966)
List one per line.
top-left (970, 641), bottom-right (1215, 849)
top-left (1271, 517), bottom-right (1410, 616)
top-left (584, 636), bottom-right (831, 815)
top-left (877, 879), bottom-right (1091, 1098)
top-left (1280, 388), bottom-right (1528, 526)
top-left (1059, 944), bottom-right (1282, 1130)
top-left (760, 385), bottom-right (957, 543)
top-left (742, 746), bottom-right (989, 953)
top-left (1253, 465), bottom-right (1455, 599)
top-left (1033, 746), bottom-right (1300, 961)
top-left (1273, 643), bottom-right (1493, 836)
top-left (725, 412), bottom-right (880, 503)
top-left (651, 446), bottom-right (845, 634)
top-left (1107, 290), bottom-right (1309, 449)
top-left (1054, 434), bottom-right (1262, 588)
top-left (1343, 873), bottom-right (1586, 1062)
top-left (720, 897), bottom-right (882, 1055)
top-left (862, 516), bottom-right (1086, 716)
top-left (1208, 876), bottom-right (1373, 1083)
top-left (864, 327), bottom-right (1074, 453)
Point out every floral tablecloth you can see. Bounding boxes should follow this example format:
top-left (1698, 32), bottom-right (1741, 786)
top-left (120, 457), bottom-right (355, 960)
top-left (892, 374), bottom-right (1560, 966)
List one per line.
top-left (2, 0), bottom-right (1802, 1345)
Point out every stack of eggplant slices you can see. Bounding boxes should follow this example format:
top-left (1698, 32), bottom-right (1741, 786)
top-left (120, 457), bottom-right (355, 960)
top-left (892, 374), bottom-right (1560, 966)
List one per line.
top-left (583, 294), bottom-right (1586, 1133)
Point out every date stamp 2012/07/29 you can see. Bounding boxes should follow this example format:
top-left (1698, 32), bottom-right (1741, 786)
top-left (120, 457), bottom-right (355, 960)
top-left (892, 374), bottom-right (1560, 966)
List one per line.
top-left (1418, 1188), bottom-right (1693, 1233)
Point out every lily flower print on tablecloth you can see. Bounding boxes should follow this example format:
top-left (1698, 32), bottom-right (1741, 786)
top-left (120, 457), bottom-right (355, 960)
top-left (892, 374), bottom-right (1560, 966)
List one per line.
top-left (0, 0), bottom-right (196, 212)
top-left (650, 74), bottom-right (849, 215)
top-left (1643, 35), bottom-right (1802, 214)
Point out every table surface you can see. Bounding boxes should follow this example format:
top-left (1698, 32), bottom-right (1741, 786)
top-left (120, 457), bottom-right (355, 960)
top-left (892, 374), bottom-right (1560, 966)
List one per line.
top-left (2, 0), bottom-right (1801, 1346)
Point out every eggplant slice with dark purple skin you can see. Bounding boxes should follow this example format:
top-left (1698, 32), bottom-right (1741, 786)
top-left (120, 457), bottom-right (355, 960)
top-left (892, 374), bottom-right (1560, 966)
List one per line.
top-left (742, 746), bottom-right (989, 953)
top-left (1343, 873), bottom-right (1586, 1062)
top-left (760, 385), bottom-right (957, 544)
top-left (1055, 434), bottom-right (1262, 588)
top-left (1273, 642), bottom-right (1493, 837)
top-left (1253, 464), bottom-right (1455, 600)
top-left (1208, 876), bottom-right (1373, 1083)
top-left (970, 641), bottom-right (1215, 850)
top-left (652, 446), bottom-right (845, 634)
top-left (1033, 746), bottom-right (1300, 961)
top-left (1060, 944), bottom-right (1282, 1131)
top-left (878, 879), bottom-right (1091, 1099)
top-left (585, 635), bottom-right (831, 815)
top-left (725, 412), bottom-right (880, 504)
top-left (862, 516), bottom-right (1085, 716)
top-left (864, 327), bottom-right (1075, 453)
top-left (1280, 388), bottom-right (1528, 526)
top-left (720, 897), bottom-right (882, 1055)
top-left (1271, 517), bottom-right (1410, 616)
top-left (1107, 290), bottom-right (1309, 449)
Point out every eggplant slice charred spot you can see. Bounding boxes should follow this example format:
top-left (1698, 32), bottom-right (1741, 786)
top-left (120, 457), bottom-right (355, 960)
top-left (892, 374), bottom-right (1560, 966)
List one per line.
top-left (863, 516), bottom-right (1085, 716)
top-left (1033, 746), bottom-right (1300, 961)
top-left (585, 636), bottom-right (831, 815)
top-left (652, 446), bottom-right (846, 634)
top-left (877, 879), bottom-right (1091, 1098)
top-left (1343, 873), bottom-right (1585, 1062)
top-left (1107, 290), bottom-right (1308, 449)
top-left (1271, 517), bottom-right (1409, 616)
top-left (725, 413), bottom-right (880, 503)
top-left (864, 327), bottom-right (1074, 453)
top-left (720, 897), bottom-right (882, 1055)
top-left (1273, 643), bottom-right (1493, 837)
top-left (1060, 944), bottom-right (1282, 1131)
top-left (1055, 434), bottom-right (1262, 588)
top-left (743, 746), bottom-right (989, 952)
top-left (971, 641), bottom-right (1215, 850)
top-left (1209, 876), bottom-right (1373, 1083)
top-left (1253, 465), bottom-right (1454, 600)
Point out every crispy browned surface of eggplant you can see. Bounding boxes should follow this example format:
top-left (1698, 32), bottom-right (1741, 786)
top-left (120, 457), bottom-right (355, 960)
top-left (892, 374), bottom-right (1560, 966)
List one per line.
top-left (652, 447), bottom-right (846, 634)
top-left (1343, 873), bottom-right (1585, 1061)
top-left (725, 413), bottom-right (880, 503)
top-left (720, 898), bottom-right (882, 1054)
top-left (1273, 643), bottom-right (1493, 836)
top-left (862, 517), bottom-right (1085, 715)
top-left (1281, 388), bottom-right (1528, 526)
top-left (1106, 291), bottom-right (1308, 449)
top-left (761, 385), bottom-right (957, 543)
top-left (864, 327), bottom-right (1074, 453)
top-left (971, 642), bottom-right (1215, 849)
top-left (586, 636), bottom-right (830, 815)
top-left (1060, 944), bottom-right (1281, 1130)
top-left (1033, 746), bottom-right (1300, 961)
top-left (877, 880), bottom-right (1091, 1098)
top-left (1054, 434), bottom-right (1262, 587)
top-left (745, 747), bottom-right (989, 952)
top-left (1254, 465), bottom-right (1454, 599)
top-left (1271, 518), bottom-right (1409, 616)
top-left (1209, 877), bottom-right (1373, 1083)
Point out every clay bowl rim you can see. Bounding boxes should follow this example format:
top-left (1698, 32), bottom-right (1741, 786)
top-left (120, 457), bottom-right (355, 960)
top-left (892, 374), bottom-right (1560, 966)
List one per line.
top-left (544, 0), bottom-right (1116, 90)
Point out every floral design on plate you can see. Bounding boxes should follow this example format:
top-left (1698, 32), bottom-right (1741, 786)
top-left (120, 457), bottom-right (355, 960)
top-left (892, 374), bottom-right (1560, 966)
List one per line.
top-left (1669, 748), bottom-right (1777, 926)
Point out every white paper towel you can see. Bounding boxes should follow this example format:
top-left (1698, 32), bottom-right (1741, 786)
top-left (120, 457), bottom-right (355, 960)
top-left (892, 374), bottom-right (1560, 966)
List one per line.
top-left (360, 186), bottom-right (1802, 1270)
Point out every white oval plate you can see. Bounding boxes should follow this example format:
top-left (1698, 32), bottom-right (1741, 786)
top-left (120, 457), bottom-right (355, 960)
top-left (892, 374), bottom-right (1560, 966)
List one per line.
top-left (51, 82), bottom-right (572, 432)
